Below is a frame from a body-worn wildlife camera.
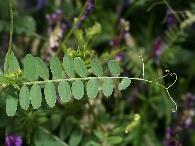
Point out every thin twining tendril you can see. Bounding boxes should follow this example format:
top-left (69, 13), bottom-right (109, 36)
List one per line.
top-left (139, 54), bottom-right (145, 78)
top-left (147, 0), bottom-right (181, 23)
top-left (158, 70), bottom-right (170, 79)
top-left (158, 71), bottom-right (178, 112)
top-left (139, 54), bottom-right (177, 112)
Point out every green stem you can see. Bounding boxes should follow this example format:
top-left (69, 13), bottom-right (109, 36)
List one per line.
top-left (39, 126), bottom-right (69, 146)
top-left (8, 0), bottom-right (14, 54)
top-left (56, 1), bottom-right (89, 55)
top-left (23, 77), bottom-right (152, 85)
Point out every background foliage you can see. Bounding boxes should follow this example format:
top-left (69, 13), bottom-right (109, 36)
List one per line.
top-left (0, 0), bottom-right (195, 146)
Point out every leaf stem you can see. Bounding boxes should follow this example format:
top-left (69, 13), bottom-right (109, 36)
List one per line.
top-left (23, 77), bottom-right (151, 85)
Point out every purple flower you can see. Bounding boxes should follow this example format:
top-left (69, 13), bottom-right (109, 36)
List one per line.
top-left (166, 10), bottom-right (176, 29)
top-left (163, 128), bottom-right (181, 146)
top-left (5, 134), bottom-right (22, 146)
top-left (165, 128), bottom-right (175, 139)
top-left (153, 37), bottom-right (163, 57)
top-left (36, 0), bottom-right (48, 10)
top-left (115, 53), bottom-right (124, 62)
top-left (152, 37), bottom-right (164, 64)
top-left (77, 0), bottom-right (95, 28)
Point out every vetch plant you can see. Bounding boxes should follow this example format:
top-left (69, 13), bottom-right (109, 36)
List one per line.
top-left (1, 52), bottom-right (178, 116)
top-left (0, 0), bottom-right (178, 117)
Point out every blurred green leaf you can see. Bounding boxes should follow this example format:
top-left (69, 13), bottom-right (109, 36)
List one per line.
top-left (69, 128), bottom-right (83, 146)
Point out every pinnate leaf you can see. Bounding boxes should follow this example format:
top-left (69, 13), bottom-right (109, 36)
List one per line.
top-left (19, 85), bottom-right (30, 110)
top-left (44, 83), bottom-right (56, 108)
top-left (72, 80), bottom-right (84, 100)
top-left (102, 78), bottom-right (113, 97)
top-left (86, 79), bottom-right (98, 99)
top-left (30, 84), bottom-right (42, 109)
top-left (58, 81), bottom-right (72, 103)
top-left (108, 60), bottom-right (120, 77)
top-left (74, 57), bottom-right (88, 77)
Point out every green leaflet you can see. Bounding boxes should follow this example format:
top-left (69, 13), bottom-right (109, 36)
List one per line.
top-left (118, 78), bottom-right (131, 90)
top-left (4, 51), bottom-right (20, 73)
top-left (49, 113), bottom-right (62, 131)
top-left (16, 16), bottom-right (36, 37)
top-left (58, 81), bottom-right (72, 103)
top-left (19, 85), bottom-right (30, 110)
top-left (85, 141), bottom-right (101, 146)
top-left (23, 54), bottom-right (38, 81)
top-left (50, 56), bottom-right (64, 79)
top-left (74, 57), bottom-right (88, 77)
top-left (69, 128), bottom-right (83, 146)
top-left (90, 58), bottom-right (103, 77)
top-left (107, 136), bottom-right (123, 145)
top-left (102, 78), bottom-right (113, 97)
top-left (86, 79), bottom-right (98, 99)
top-left (44, 83), bottom-right (56, 108)
top-left (63, 55), bottom-right (75, 78)
top-left (108, 60), bottom-right (120, 77)
top-left (72, 80), bottom-right (84, 100)
top-left (6, 95), bottom-right (18, 116)
top-left (30, 84), bottom-right (42, 109)
top-left (34, 128), bottom-right (67, 146)
top-left (59, 119), bottom-right (74, 140)
top-left (34, 57), bottom-right (49, 80)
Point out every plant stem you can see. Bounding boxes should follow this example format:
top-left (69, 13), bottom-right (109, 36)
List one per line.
top-left (23, 77), bottom-right (152, 85)
top-left (8, 0), bottom-right (14, 54)
top-left (39, 126), bottom-right (69, 146)
top-left (56, 1), bottom-right (89, 55)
